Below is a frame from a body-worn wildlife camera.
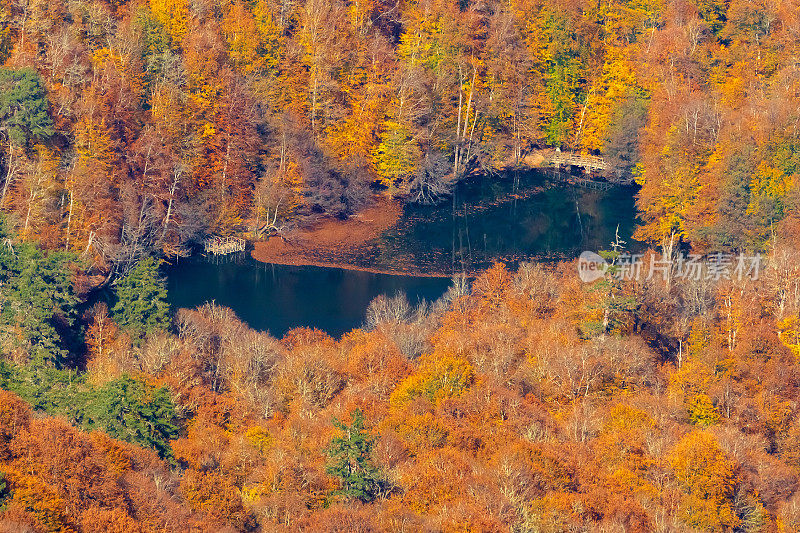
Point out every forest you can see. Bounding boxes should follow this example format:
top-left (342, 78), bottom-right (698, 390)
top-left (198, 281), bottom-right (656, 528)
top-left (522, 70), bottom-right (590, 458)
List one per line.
top-left (3, 235), bottom-right (800, 531)
top-left (0, 0), bottom-right (797, 263)
top-left (1, 0), bottom-right (800, 531)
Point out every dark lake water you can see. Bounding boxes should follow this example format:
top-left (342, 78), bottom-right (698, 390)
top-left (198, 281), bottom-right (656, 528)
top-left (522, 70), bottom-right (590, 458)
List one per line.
top-left (166, 170), bottom-right (640, 337)
top-left (345, 170), bottom-right (640, 274)
top-left (166, 258), bottom-right (452, 337)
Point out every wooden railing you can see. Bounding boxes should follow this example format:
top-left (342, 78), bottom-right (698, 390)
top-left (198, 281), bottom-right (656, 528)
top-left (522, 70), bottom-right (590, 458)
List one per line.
top-left (204, 236), bottom-right (246, 255)
top-left (550, 151), bottom-right (608, 172)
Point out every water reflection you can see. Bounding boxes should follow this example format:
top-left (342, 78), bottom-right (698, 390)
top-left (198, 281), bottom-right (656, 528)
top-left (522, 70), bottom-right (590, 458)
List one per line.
top-left (166, 255), bottom-right (453, 337)
top-left (166, 170), bottom-right (640, 336)
top-left (335, 170), bottom-right (640, 275)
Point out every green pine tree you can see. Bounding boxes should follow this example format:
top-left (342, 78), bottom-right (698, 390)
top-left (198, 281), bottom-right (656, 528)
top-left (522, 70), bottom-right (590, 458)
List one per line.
top-left (0, 67), bottom-right (54, 144)
top-left (325, 409), bottom-right (388, 503)
top-left (544, 55), bottom-right (581, 147)
top-left (134, 7), bottom-right (171, 107)
top-left (82, 375), bottom-right (179, 460)
top-left (580, 236), bottom-right (639, 339)
top-left (1, 361), bottom-right (178, 460)
top-left (0, 217), bottom-right (79, 366)
top-left (112, 256), bottom-right (171, 343)
top-left (0, 361), bottom-right (85, 422)
top-left (0, 67), bottom-right (54, 205)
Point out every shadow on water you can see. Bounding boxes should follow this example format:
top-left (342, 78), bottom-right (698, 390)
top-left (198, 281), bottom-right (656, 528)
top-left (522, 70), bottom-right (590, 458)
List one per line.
top-left (165, 254), bottom-right (453, 338)
top-left (166, 169), bottom-right (640, 337)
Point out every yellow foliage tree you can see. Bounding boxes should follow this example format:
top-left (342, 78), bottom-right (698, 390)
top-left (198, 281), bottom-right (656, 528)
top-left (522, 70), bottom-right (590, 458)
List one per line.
top-left (390, 350), bottom-right (475, 408)
top-left (595, 404), bottom-right (655, 476)
top-left (634, 154), bottom-right (702, 246)
top-left (15, 144), bottom-right (60, 241)
top-left (687, 393), bottom-right (720, 427)
top-left (372, 118), bottom-right (419, 193)
top-left (747, 161), bottom-right (794, 217)
top-left (222, 2), bottom-right (261, 74)
top-left (252, 1), bottom-right (285, 74)
top-left (149, 0), bottom-right (190, 47)
top-left (579, 47), bottom-right (644, 152)
top-left (66, 116), bottom-right (117, 255)
top-left (668, 431), bottom-right (740, 531)
top-left (778, 316), bottom-right (800, 361)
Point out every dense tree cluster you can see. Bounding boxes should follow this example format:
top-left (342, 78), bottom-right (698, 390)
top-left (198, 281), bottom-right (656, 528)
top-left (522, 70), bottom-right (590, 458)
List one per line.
top-left (2, 0), bottom-right (800, 530)
top-left (0, 389), bottom-right (235, 532)
top-left (3, 212), bottom-right (800, 529)
top-left (0, 0), bottom-right (797, 272)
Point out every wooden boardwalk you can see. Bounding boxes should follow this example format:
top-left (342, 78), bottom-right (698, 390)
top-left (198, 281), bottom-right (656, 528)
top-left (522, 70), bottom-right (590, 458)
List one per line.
top-left (204, 236), bottom-right (246, 255)
top-left (550, 151), bottom-right (608, 173)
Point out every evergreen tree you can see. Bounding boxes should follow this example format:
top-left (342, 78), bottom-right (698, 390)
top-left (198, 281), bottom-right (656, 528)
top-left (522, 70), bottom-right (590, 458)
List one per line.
top-left (581, 236), bottom-right (639, 339)
top-left (0, 217), bottom-right (79, 366)
top-left (325, 409), bottom-right (388, 503)
top-left (0, 361), bottom-right (85, 422)
top-left (0, 67), bottom-right (54, 144)
top-left (83, 375), bottom-right (179, 460)
top-left (0, 67), bottom-right (54, 205)
top-left (1, 362), bottom-right (178, 460)
top-left (112, 256), bottom-right (171, 342)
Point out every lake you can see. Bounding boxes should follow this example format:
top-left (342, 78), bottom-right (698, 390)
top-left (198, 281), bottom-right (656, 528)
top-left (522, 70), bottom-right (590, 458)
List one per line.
top-left (342, 169), bottom-right (640, 274)
top-left (166, 170), bottom-right (639, 337)
top-left (166, 258), bottom-right (453, 337)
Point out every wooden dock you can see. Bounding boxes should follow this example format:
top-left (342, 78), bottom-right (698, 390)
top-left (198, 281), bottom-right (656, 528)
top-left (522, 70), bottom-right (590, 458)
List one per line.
top-left (550, 151), bottom-right (608, 173)
top-left (204, 236), bottom-right (246, 255)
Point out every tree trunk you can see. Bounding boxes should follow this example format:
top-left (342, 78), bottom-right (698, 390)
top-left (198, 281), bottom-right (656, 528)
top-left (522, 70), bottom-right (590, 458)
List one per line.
top-left (454, 69), bottom-right (463, 177)
top-left (65, 188), bottom-right (74, 251)
top-left (1, 137), bottom-right (16, 208)
top-left (162, 167), bottom-right (181, 241)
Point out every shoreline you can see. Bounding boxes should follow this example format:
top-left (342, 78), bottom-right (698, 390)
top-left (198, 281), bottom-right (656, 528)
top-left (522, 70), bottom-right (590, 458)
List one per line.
top-left (250, 197), bottom-right (460, 277)
top-left (250, 197), bottom-right (476, 278)
top-left (249, 161), bottom-right (625, 277)
top-left (251, 254), bottom-right (465, 278)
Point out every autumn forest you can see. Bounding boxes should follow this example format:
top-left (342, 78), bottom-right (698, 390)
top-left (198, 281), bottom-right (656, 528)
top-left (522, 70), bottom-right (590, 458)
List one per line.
top-left (1, 0), bottom-right (800, 530)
